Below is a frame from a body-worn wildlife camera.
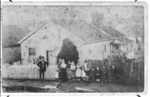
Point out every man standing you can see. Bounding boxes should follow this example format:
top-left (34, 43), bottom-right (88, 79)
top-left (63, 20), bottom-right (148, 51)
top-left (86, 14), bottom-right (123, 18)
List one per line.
top-left (37, 56), bottom-right (48, 80)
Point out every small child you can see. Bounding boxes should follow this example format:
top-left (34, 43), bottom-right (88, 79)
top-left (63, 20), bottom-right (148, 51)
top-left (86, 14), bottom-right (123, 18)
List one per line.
top-left (102, 65), bottom-right (107, 83)
top-left (70, 61), bottom-right (76, 81)
top-left (90, 67), bottom-right (96, 82)
top-left (85, 67), bottom-right (90, 83)
top-left (76, 65), bottom-right (82, 81)
top-left (95, 66), bottom-right (101, 82)
top-left (81, 66), bottom-right (86, 81)
top-left (55, 67), bottom-right (60, 82)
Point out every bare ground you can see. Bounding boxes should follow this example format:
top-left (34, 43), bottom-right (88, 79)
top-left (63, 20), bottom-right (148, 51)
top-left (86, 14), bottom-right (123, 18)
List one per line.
top-left (2, 79), bottom-right (144, 93)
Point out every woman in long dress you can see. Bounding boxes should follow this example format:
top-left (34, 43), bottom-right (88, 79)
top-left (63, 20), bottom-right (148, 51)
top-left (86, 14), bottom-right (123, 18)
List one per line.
top-left (57, 59), bottom-right (67, 88)
top-left (60, 59), bottom-right (67, 81)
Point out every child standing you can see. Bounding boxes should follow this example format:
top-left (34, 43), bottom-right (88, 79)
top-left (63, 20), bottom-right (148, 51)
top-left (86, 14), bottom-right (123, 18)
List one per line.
top-left (70, 61), bottom-right (76, 81)
top-left (102, 65), bottom-right (107, 83)
top-left (85, 67), bottom-right (90, 83)
top-left (90, 67), bottom-right (96, 82)
top-left (81, 66), bottom-right (86, 81)
top-left (55, 67), bottom-right (60, 82)
top-left (95, 66), bottom-right (101, 82)
top-left (76, 64), bottom-right (82, 81)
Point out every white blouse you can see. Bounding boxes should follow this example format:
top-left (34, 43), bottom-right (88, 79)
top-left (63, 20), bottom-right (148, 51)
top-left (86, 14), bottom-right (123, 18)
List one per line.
top-left (61, 62), bottom-right (67, 68)
top-left (76, 67), bottom-right (82, 77)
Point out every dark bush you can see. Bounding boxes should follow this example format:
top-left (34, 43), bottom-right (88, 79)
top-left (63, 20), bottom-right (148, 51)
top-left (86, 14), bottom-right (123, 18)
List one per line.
top-left (57, 38), bottom-right (79, 65)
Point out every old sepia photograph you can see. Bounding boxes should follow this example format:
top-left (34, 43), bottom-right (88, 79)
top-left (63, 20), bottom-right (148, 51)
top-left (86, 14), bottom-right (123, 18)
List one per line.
top-left (1, 2), bottom-right (147, 93)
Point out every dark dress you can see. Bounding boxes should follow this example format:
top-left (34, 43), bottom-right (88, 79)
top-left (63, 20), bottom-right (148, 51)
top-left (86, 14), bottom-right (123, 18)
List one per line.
top-left (58, 62), bottom-right (67, 82)
top-left (85, 69), bottom-right (90, 82)
top-left (102, 65), bottom-right (107, 83)
top-left (95, 69), bottom-right (101, 80)
top-left (90, 68), bottom-right (96, 81)
top-left (59, 68), bottom-right (67, 82)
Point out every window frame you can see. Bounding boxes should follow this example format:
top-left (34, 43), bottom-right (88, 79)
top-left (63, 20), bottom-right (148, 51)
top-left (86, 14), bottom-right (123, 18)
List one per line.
top-left (29, 48), bottom-right (36, 56)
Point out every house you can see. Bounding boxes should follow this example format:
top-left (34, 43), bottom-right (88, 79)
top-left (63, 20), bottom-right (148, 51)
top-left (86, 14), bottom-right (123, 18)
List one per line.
top-left (17, 19), bottom-right (137, 78)
top-left (18, 19), bottom-right (138, 65)
top-left (2, 44), bottom-right (21, 64)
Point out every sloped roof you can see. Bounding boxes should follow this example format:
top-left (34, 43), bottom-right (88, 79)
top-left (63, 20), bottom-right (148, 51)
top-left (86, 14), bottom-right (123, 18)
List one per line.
top-left (18, 22), bottom-right (47, 44)
top-left (117, 37), bottom-right (133, 44)
top-left (110, 37), bottom-right (133, 45)
top-left (3, 44), bottom-right (20, 48)
top-left (18, 19), bottom-right (126, 44)
top-left (103, 26), bottom-right (124, 37)
top-left (110, 39), bottom-right (123, 45)
top-left (52, 19), bottom-right (112, 43)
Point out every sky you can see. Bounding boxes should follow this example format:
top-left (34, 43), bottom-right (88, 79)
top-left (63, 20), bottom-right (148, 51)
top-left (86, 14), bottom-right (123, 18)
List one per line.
top-left (2, 5), bottom-right (144, 47)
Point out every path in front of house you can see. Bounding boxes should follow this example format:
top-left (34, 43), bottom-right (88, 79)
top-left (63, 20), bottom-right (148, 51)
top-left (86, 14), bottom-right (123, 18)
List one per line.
top-left (2, 79), bottom-right (144, 93)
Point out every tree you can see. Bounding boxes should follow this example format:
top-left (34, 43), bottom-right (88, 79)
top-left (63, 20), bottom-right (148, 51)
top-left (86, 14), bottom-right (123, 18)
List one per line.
top-left (57, 38), bottom-right (79, 65)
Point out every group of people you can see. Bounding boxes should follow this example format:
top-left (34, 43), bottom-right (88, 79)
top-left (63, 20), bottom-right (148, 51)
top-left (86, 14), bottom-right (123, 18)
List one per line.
top-left (35, 56), bottom-right (111, 85)
top-left (56, 59), bottom-right (108, 87)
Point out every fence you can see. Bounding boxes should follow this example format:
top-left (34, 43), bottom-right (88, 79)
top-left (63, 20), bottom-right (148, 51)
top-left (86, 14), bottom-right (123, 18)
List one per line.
top-left (86, 58), bottom-right (144, 86)
top-left (2, 63), bottom-right (57, 80)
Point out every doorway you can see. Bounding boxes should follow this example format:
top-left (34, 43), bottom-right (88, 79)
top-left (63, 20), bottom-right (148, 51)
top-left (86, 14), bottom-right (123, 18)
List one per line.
top-left (46, 51), bottom-right (57, 66)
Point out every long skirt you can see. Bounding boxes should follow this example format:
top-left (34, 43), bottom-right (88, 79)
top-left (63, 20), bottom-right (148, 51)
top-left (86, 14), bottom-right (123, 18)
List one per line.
top-left (59, 68), bottom-right (67, 82)
top-left (72, 70), bottom-right (76, 78)
top-left (66, 68), bottom-right (73, 80)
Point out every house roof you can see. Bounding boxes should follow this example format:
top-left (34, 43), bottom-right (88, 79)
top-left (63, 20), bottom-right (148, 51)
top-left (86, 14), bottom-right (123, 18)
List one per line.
top-left (3, 44), bottom-right (20, 48)
top-left (103, 26), bottom-right (124, 37)
top-left (110, 39), bottom-right (124, 45)
top-left (117, 37), bottom-right (134, 44)
top-left (18, 20), bottom-right (86, 44)
top-left (52, 19), bottom-right (112, 43)
top-left (110, 37), bottom-right (134, 45)
top-left (18, 18), bottom-right (126, 44)
top-left (18, 22), bottom-right (47, 44)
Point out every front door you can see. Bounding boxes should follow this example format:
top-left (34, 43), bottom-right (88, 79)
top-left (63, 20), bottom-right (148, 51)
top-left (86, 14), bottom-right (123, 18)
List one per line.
top-left (46, 51), bottom-right (57, 66)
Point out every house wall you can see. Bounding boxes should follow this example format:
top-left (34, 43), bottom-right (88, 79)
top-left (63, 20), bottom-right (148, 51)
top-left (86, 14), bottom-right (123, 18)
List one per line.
top-left (82, 40), bottom-right (111, 60)
top-left (21, 21), bottom-right (84, 65)
top-left (2, 46), bottom-right (21, 63)
top-left (20, 21), bottom-right (87, 79)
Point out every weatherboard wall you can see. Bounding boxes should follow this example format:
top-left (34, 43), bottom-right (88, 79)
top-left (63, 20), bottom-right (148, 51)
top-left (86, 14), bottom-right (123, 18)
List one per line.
top-left (21, 21), bottom-right (84, 65)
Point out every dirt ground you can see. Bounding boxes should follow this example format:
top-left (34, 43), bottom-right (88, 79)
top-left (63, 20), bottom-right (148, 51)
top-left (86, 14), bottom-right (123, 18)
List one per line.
top-left (2, 79), bottom-right (144, 93)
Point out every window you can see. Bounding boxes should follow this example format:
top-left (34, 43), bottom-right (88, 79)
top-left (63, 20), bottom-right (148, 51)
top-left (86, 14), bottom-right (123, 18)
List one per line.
top-left (29, 48), bottom-right (36, 55)
top-left (112, 44), bottom-right (119, 50)
top-left (29, 48), bottom-right (36, 63)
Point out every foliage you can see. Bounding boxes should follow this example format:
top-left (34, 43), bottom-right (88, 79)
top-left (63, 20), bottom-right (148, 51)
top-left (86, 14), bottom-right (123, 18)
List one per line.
top-left (57, 38), bottom-right (79, 65)
top-left (107, 52), bottom-right (144, 85)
